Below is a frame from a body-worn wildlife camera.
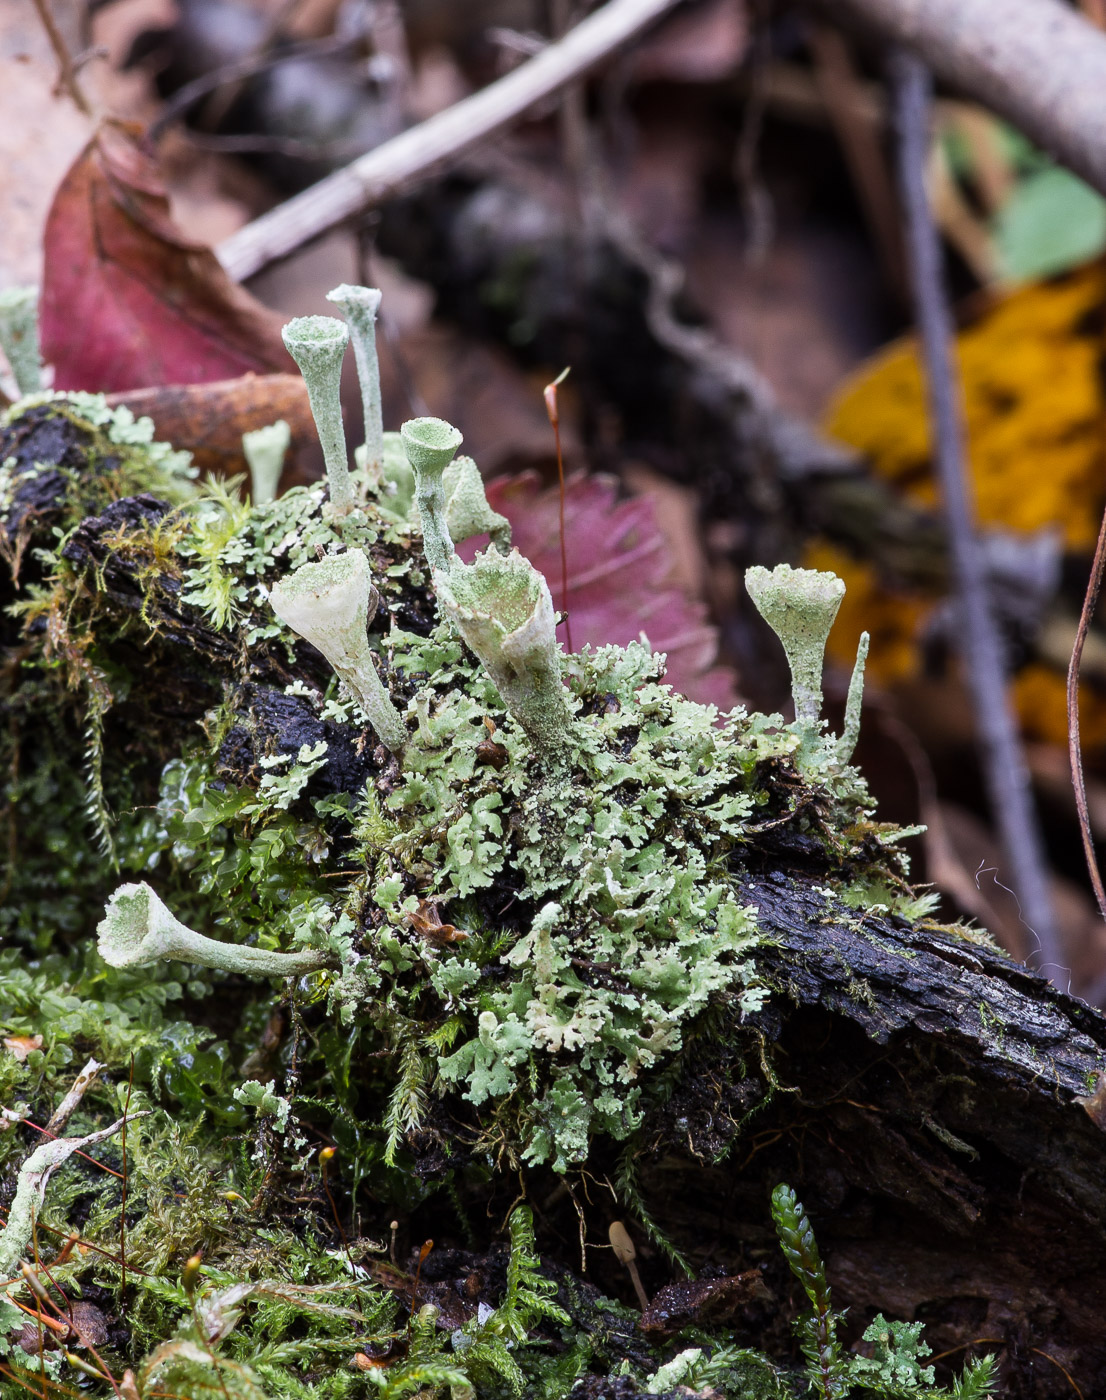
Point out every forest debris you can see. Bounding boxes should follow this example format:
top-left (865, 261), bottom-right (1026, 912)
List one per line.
top-left (107, 375), bottom-right (315, 485)
top-left (45, 1057), bottom-right (105, 1135)
top-left (42, 120), bottom-right (293, 392)
top-left (639, 1271), bottom-right (771, 1337)
top-left (0, 1115), bottom-right (137, 1282)
top-left (1074, 1071), bottom-right (1106, 1131)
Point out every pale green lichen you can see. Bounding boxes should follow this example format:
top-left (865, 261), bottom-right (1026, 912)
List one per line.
top-left (746, 563), bottom-right (845, 723)
top-left (98, 881), bottom-right (335, 977)
top-left (268, 550), bottom-right (408, 753)
top-left (433, 546), bottom-right (575, 767)
top-left (443, 454), bottom-right (512, 553)
top-left (402, 415), bottom-right (464, 572)
top-left (281, 316), bottom-right (354, 513)
top-left (0, 284), bottom-right (42, 396)
top-left (837, 629), bottom-right (870, 764)
top-left (326, 282), bottom-right (384, 477)
top-left (242, 418), bottom-right (290, 505)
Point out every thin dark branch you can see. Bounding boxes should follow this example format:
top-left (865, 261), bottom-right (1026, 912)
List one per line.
top-left (30, 0), bottom-right (92, 116)
top-left (1068, 499), bottom-right (1106, 924)
top-left (891, 50), bottom-right (1063, 977)
top-left (149, 34), bottom-right (359, 142)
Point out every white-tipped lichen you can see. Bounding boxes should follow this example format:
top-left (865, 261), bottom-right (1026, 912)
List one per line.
top-left (0, 285), bottom-right (42, 396)
top-left (837, 630), bottom-right (870, 765)
top-left (745, 563), bottom-right (846, 723)
top-left (268, 550), bottom-right (407, 753)
top-left (443, 455), bottom-right (511, 553)
top-left (326, 283), bottom-right (384, 478)
top-left (434, 548), bottom-right (575, 765)
top-left (401, 416), bottom-right (464, 573)
top-left (98, 882), bottom-right (333, 977)
top-left (282, 316), bottom-right (354, 513)
top-left (242, 419), bottom-right (291, 505)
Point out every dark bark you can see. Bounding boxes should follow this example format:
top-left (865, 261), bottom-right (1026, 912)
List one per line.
top-left (7, 449), bottom-right (1106, 1392)
top-left (634, 874), bottom-right (1106, 1394)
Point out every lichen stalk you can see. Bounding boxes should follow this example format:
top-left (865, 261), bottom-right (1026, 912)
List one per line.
top-left (434, 548), bottom-right (576, 766)
top-left (281, 316), bottom-right (354, 513)
top-left (401, 416), bottom-right (464, 573)
top-left (0, 285), bottom-right (43, 396)
top-left (837, 630), bottom-right (870, 765)
top-left (242, 419), bottom-right (291, 504)
top-left (745, 563), bottom-right (846, 723)
top-left (268, 550), bottom-right (408, 753)
top-left (326, 283), bottom-right (384, 478)
top-left (98, 882), bottom-right (333, 977)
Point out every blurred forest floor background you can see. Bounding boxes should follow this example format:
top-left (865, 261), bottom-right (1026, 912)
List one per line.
top-left (7, 0), bottom-right (1106, 998)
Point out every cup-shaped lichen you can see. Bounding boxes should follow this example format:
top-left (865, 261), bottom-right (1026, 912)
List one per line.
top-left (837, 630), bottom-right (870, 764)
top-left (268, 550), bottom-right (407, 753)
top-left (0, 285), bottom-right (42, 396)
top-left (98, 883), bottom-right (333, 977)
top-left (326, 283), bottom-right (384, 478)
top-left (435, 548), bottom-right (574, 765)
top-left (242, 419), bottom-right (291, 504)
top-left (401, 416), bottom-right (464, 573)
top-left (281, 316), bottom-right (354, 513)
top-left (745, 563), bottom-right (845, 723)
top-left (443, 455), bottom-right (512, 554)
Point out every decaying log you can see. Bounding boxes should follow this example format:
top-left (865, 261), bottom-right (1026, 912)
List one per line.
top-left (6, 420), bottom-right (1106, 1394)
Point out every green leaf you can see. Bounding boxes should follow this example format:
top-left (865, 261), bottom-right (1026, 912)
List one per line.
top-left (996, 165), bottom-right (1106, 281)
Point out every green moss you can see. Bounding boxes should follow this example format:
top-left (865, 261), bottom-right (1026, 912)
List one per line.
top-left (0, 390), bottom-right (938, 1397)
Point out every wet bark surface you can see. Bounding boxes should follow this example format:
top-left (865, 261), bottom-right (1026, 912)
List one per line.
top-left (634, 875), bottom-right (1106, 1395)
top-left (7, 468), bottom-right (1106, 1394)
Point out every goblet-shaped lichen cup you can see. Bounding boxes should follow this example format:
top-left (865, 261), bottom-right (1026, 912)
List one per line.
top-left (282, 315), bottom-right (354, 513)
top-left (269, 550), bottom-right (407, 753)
top-left (326, 283), bottom-right (384, 476)
top-left (98, 882), bottom-right (333, 977)
top-left (745, 563), bottom-right (846, 724)
top-left (435, 548), bottom-right (574, 766)
top-left (402, 416), bottom-right (464, 572)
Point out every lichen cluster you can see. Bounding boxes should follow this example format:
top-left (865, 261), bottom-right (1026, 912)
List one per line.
top-left (0, 305), bottom-right (936, 1396)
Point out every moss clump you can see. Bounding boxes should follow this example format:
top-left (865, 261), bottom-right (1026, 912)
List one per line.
top-left (0, 389), bottom-right (936, 1397)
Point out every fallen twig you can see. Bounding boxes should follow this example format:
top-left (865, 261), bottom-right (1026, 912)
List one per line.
top-left (1067, 497), bottom-right (1106, 925)
top-left (44, 1058), bottom-right (105, 1136)
top-left (824, 0), bottom-right (1106, 200)
top-left (217, 0), bottom-right (683, 281)
top-left (891, 51), bottom-right (1063, 977)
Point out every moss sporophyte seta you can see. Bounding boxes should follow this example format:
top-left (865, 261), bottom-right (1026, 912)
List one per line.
top-left (0, 283), bottom-right (950, 1398)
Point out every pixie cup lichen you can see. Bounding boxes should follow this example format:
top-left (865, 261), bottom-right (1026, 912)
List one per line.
top-left (242, 419), bottom-right (291, 505)
top-left (98, 882), bottom-right (333, 977)
top-left (269, 549), bottom-right (407, 753)
top-left (746, 563), bottom-right (846, 724)
top-left (0, 285), bottom-right (42, 396)
top-left (837, 630), bottom-right (870, 764)
top-left (402, 416), bottom-right (464, 573)
top-left (282, 315), bottom-right (354, 513)
top-left (326, 283), bottom-right (384, 478)
top-left (434, 548), bottom-right (575, 765)
top-left (443, 454), bottom-right (512, 554)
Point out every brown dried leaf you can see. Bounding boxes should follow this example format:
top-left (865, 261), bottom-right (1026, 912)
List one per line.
top-left (107, 374), bottom-right (317, 484)
top-left (42, 120), bottom-right (292, 392)
top-left (3, 1035), bottom-right (43, 1062)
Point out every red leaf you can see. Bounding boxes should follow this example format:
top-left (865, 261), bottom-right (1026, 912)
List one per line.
top-left (476, 473), bottom-right (740, 710)
top-left (42, 121), bottom-right (292, 392)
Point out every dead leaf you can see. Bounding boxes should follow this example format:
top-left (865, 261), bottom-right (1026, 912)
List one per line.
top-left (640, 1270), bottom-right (771, 1337)
top-left (107, 374), bottom-right (317, 484)
top-left (1075, 1071), bottom-right (1106, 1131)
top-left (3, 1035), bottom-right (43, 1062)
top-left (404, 899), bottom-right (468, 946)
top-left (476, 473), bottom-right (740, 710)
top-left (42, 120), bottom-right (293, 392)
